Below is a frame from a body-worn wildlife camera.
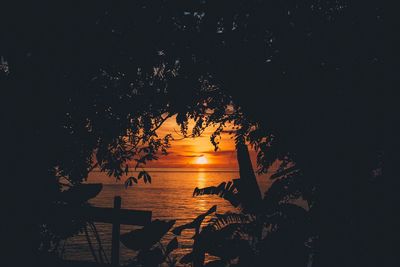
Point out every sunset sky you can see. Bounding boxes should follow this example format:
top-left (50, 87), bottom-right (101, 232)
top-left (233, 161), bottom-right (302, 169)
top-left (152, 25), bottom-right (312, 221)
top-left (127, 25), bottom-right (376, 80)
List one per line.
top-left (140, 115), bottom-right (257, 169)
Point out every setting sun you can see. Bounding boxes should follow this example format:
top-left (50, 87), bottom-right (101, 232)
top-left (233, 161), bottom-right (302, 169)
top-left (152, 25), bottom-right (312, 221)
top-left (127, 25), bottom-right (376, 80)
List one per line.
top-left (195, 156), bottom-right (208, 165)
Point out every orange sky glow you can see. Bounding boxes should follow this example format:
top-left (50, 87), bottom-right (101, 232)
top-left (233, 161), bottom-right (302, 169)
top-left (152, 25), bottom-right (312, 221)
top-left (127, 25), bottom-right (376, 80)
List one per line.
top-left (137, 115), bottom-right (258, 169)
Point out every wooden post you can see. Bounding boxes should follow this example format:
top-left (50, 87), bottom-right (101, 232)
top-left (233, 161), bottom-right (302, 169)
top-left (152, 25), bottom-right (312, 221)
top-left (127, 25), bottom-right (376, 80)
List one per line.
top-left (111, 196), bottom-right (121, 266)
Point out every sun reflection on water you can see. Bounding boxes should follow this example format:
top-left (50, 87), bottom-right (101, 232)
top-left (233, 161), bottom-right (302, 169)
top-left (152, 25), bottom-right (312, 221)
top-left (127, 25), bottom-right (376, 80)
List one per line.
top-left (195, 170), bottom-right (208, 212)
top-left (196, 170), bottom-right (206, 188)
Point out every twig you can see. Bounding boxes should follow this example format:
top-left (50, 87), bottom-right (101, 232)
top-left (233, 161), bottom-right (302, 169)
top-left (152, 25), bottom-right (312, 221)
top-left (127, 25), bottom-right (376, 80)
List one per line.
top-left (89, 222), bottom-right (109, 264)
top-left (84, 224), bottom-right (99, 263)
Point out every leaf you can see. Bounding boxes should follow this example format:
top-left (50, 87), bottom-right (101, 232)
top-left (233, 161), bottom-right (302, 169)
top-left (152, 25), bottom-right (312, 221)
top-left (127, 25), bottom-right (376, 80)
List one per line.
top-left (209, 212), bottom-right (252, 230)
top-left (193, 180), bottom-right (240, 207)
top-left (124, 176), bottom-right (138, 188)
top-left (165, 237), bottom-right (178, 255)
top-left (172, 205), bottom-right (217, 236)
top-left (124, 179), bottom-right (131, 188)
top-left (138, 171), bottom-right (145, 180)
top-left (120, 219), bottom-right (175, 250)
top-left (60, 183), bottom-right (103, 203)
top-left (124, 164), bottom-right (129, 175)
top-left (138, 170), bottom-right (152, 184)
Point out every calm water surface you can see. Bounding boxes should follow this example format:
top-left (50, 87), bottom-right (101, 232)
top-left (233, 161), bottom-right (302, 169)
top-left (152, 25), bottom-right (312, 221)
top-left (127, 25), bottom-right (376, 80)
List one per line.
top-left (62, 168), bottom-right (271, 265)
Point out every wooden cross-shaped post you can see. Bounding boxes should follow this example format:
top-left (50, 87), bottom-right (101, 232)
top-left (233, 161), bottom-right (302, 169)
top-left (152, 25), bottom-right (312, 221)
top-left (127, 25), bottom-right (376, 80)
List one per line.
top-left (111, 196), bottom-right (121, 266)
top-left (108, 196), bottom-right (152, 266)
top-left (57, 196), bottom-right (152, 266)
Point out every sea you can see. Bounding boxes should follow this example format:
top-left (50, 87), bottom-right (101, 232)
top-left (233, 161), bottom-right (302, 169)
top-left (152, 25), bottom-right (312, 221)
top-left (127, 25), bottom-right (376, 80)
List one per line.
top-left (62, 168), bottom-right (271, 265)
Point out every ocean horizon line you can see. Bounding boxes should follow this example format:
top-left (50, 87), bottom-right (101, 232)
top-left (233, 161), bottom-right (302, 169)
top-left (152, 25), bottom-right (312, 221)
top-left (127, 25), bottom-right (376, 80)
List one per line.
top-left (91, 167), bottom-right (239, 173)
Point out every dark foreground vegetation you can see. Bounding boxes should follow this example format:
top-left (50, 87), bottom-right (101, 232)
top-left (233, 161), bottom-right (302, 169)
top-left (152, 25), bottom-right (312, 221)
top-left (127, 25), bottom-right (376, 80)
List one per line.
top-left (2, 1), bottom-right (395, 267)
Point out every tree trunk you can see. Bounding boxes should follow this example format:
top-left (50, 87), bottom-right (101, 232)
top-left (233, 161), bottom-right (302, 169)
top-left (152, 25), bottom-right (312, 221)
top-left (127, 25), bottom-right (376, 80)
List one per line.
top-left (236, 143), bottom-right (262, 212)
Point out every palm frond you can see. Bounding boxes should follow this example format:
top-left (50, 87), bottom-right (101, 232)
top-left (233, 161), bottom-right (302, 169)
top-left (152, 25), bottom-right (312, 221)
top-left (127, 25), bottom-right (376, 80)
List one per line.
top-left (172, 205), bottom-right (217, 236)
top-left (208, 212), bottom-right (254, 230)
top-left (193, 180), bottom-right (241, 207)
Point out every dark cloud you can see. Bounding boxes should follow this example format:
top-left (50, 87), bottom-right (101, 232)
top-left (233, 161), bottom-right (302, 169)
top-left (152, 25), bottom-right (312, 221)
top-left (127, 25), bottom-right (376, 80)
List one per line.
top-left (177, 154), bottom-right (204, 158)
top-left (201, 150), bottom-right (236, 156)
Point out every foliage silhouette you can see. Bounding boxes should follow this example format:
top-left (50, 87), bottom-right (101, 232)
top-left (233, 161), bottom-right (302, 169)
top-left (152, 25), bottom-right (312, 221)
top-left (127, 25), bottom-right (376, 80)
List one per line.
top-left (40, 184), bottom-right (108, 264)
top-left (193, 181), bottom-right (240, 208)
top-left (172, 144), bottom-right (312, 267)
top-left (120, 220), bottom-right (178, 267)
top-left (124, 170), bottom-right (153, 188)
top-left (172, 205), bottom-right (217, 237)
top-left (121, 220), bottom-right (176, 251)
top-left (2, 1), bottom-right (393, 266)
top-left (59, 184), bottom-right (103, 204)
